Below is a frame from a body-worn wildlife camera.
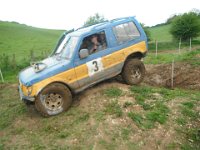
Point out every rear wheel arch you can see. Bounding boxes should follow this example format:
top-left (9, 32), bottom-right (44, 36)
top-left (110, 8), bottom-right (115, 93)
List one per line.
top-left (122, 52), bottom-right (144, 70)
top-left (125, 52), bottom-right (144, 62)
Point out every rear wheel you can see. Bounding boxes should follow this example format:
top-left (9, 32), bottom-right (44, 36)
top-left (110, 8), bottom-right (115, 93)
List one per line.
top-left (122, 59), bottom-right (145, 85)
top-left (35, 83), bottom-right (72, 117)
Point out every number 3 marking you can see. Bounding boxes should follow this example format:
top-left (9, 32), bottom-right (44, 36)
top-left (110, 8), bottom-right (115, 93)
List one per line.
top-left (92, 61), bottom-right (99, 72)
top-left (86, 58), bottom-right (104, 76)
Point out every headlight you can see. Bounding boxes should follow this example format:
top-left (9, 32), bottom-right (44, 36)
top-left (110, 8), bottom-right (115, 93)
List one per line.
top-left (26, 86), bottom-right (33, 96)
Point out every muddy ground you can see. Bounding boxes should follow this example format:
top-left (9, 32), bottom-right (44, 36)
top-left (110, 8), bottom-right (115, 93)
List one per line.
top-left (144, 63), bottom-right (200, 90)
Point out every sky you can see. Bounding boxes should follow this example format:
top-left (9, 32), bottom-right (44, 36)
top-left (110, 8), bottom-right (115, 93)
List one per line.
top-left (0, 0), bottom-right (199, 30)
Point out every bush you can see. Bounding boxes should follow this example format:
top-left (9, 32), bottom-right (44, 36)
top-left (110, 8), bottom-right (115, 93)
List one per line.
top-left (170, 12), bottom-right (200, 41)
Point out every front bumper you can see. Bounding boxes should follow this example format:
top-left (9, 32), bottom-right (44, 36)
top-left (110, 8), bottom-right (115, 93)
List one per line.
top-left (19, 85), bottom-right (35, 101)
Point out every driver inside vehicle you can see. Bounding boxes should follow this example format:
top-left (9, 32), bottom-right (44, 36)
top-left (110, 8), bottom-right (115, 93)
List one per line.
top-left (88, 35), bottom-right (100, 54)
top-left (80, 32), bottom-right (107, 55)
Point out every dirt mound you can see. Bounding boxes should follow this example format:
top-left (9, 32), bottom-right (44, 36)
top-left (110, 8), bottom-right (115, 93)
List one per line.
top-left (144, 63), bottom-right (200, 90)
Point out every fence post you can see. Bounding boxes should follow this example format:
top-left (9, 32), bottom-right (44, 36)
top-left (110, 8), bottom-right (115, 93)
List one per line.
top-left (189, 37), bottom-right (192, 51)
top-left (12, 54), bottom-right (17, 70)
top-left (0, 68), bottom-right (4, 83)
top-left (155, 40), bottom-right (158, 57)
top-left (178, 38), bottom-right (181, 54)
top-left (171, 59), bottom-right (174, 89)
top-left (30, 50), bottom-right (34, 61)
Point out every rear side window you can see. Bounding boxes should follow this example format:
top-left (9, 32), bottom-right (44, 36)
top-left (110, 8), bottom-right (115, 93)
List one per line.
top-left (113, 22), bottom-right (140, 44)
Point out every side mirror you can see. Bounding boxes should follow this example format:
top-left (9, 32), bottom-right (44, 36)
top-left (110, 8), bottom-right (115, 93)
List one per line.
top-left (79, 49), bottom-right (89, 59)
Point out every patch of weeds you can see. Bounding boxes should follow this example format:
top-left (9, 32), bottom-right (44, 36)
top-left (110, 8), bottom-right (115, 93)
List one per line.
top-left (185, 128), bottom-right (200, 147)
top-left (71, 112), bottom-right (90, 125)
top-left (104, 100), bottom-right (123, 117)
top-left (31, 144), bottom-right (46, 150)
top-left (130, 86), bottom-right (154, 110)
top-left (166, 142), bottom-right (178, 149)
top-left (137, 101), bottom-right (152, 110)
top-left (158, 88), bottom-right (188, 101)
top-left (0, 143), bottom-right (4, 150)
top-left (123, 101), bottom-right (133, 108)
top-left (176, 117), bottom-right (186, 126)
top-left (0, 136), bottom-right (9, 150)
top-left (121, 127), bottom-right (131, 140)
top-left (0, 104), bottom-right (27, 130)
top-left (180, 128), bottom-right (200, 150)
top-left (128, 103), bottom-right (169, 128)
top-left (181, 102), bottom-right (194, 109)
top-left (78, 113), bottom-right (90, 122)
top-left (43, 124), bottom-right (59, 133)
top-left (130, 86), bottom-right (153, 98)
top-left (95, 111), bottom-right (105, 121)
top-left (181, 107), bottom-right (198, 119)
top-left (190, 91), bottom-right (200, 101)
top-left (99, 140), bottom-right (116, 150)
top-left (104, 87), bottom-right (122, 98)
top-left (11, 127), bottom-right (25, 135)
top-left (128, 88), bottom-right (170, 128)
top-left (128, 112), bottom-right (143, 126)
top-left (58, 131), bottom-right (71, 139)
top-left (146, 111), bottom-right (166, 124)
top-left (127, 142), bottom-right (140, 150)
top-left (145, 103), bottom-right (169, 124)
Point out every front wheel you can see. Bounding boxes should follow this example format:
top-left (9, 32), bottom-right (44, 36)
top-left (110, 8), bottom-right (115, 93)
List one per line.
top-left (122, 59), bottom-right (145, 85)
top-left (35, 83), bottom-right (72, 117)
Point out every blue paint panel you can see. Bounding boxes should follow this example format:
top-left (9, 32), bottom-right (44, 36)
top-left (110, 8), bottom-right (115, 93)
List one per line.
top-left (19, 57), bottom-right (74, 86)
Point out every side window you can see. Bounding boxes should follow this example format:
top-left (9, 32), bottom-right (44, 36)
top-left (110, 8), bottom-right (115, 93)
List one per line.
top-left (113, 22), bottom-right (140, 44)
top-left (79, 31), bottom-right (107, 56)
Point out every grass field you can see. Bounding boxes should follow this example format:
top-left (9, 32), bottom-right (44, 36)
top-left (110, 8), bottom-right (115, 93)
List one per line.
top-left (0, 21), bottom-right (63, 62)
top-left (148, 24), bottom-right (173, 42)
top-left (148, 24), bottom-right (200, 51)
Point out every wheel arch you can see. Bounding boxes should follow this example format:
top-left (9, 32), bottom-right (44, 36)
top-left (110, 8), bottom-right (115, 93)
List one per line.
top-left (122, 51), bottom-right (145, 69)
top-left (125, 51), bottom-right (144, 61)
top-left (36, 81), bottom-right (74, 96)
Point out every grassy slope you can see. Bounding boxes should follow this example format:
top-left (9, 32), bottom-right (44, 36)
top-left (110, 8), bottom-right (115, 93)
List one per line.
top-left (149, 24), bottom-right (173, 42)
top-left (0, 21), bottom-right (63, 62)
top-left (0, 21), bottom-right (199, 59)
top-left (148, 24), bottom-right (200, 51)
top-left (149, 24), bottom-right (200, 42)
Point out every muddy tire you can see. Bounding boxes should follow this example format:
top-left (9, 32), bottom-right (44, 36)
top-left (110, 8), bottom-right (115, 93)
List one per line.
top-left (35, 83), bottom-right (72, 117)
top-left (122, 59), bottom-right (145, 85)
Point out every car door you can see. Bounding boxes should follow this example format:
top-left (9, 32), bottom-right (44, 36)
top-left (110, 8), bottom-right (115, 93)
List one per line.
top-left (74, 30), bottom-right (113, 89)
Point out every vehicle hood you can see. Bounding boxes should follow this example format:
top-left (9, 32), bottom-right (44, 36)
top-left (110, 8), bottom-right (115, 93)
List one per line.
top-left (19, 57), bottom-right (71, 86)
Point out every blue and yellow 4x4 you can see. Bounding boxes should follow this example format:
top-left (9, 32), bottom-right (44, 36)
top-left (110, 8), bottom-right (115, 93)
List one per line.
top-left (19, 16), bottom-right (148, 117)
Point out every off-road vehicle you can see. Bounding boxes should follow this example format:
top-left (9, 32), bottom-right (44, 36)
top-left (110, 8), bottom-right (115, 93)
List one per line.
top-left (19, 16), bottom-right (148, 117)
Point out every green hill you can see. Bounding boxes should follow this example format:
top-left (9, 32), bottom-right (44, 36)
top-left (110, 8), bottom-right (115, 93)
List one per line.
top-left (0, 21), bottom-right (64, 62)
top-left (148, 24), bottom-right (200, 42)
top-left (148, 24), bottom-right (173, 42)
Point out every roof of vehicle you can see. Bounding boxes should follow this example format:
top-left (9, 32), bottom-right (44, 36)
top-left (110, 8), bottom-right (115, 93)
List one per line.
top-left (70, 16), bottom-right (136, 36)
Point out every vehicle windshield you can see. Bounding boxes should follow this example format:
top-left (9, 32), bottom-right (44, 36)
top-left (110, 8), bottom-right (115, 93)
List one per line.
top-left (54, 35), bottom-right (79, 59)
